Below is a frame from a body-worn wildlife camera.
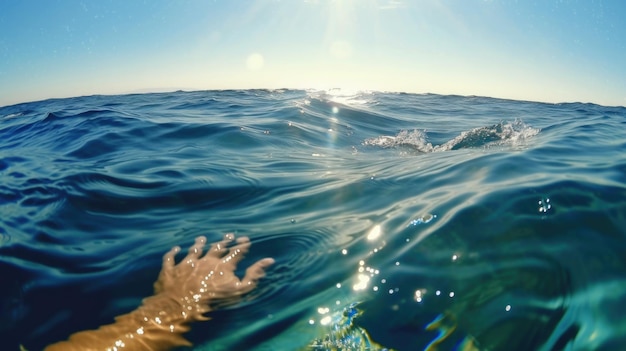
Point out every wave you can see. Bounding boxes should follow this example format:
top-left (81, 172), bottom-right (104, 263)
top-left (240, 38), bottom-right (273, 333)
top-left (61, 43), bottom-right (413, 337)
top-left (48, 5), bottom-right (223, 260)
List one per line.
top-left (362, 120), bottom-right (540, 152)
top-left (0, 89), bottom-right (625, 350)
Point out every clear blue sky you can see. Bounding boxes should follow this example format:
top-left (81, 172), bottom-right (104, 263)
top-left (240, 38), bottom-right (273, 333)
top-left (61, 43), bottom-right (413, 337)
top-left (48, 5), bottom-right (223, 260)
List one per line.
top-left (1, 0), bottom-right (625, 107)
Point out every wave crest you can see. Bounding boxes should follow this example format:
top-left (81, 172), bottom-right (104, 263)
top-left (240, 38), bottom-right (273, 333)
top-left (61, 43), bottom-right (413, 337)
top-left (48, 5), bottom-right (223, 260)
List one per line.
top-left (362, 120), bottom-right (540, 152)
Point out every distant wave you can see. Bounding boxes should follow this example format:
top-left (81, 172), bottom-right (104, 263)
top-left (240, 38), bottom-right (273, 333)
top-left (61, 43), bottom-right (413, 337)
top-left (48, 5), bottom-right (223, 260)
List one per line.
top-left (362, 120), bottom-right (540, 152)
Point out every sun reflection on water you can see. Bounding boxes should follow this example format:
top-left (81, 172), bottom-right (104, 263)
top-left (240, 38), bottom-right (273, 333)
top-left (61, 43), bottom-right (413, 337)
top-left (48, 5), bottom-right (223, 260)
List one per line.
top-left (303, 213), bottom-right (502, 350)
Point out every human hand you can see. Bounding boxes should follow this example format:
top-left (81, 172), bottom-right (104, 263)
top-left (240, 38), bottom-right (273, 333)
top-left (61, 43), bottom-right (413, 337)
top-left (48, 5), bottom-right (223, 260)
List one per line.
top-left (153, 234), bottom-right (274, 321)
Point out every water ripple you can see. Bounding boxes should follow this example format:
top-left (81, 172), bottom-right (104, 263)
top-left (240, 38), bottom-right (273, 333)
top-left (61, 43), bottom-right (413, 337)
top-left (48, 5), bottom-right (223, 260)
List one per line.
top-left (1, 90), bottom-right (625, 350)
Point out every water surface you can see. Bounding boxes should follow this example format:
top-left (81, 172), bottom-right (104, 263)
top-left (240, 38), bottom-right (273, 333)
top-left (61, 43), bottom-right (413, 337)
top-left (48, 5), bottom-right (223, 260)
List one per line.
top-left (1, 90), bottom-right (625, 350)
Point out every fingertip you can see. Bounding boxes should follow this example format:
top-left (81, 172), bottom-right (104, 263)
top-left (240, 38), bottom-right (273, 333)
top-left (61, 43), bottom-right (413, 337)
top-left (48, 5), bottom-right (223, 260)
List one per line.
top-left (247, 258), bottom-right (275, 277)
top-left (166, 245), bottom-right (181, 257)
top-left (163, 246), bottom-right (181, 266)
top-left (261, 257), bottom-right (275, 266)
top-left (236, 236), bottom-right (250, 244)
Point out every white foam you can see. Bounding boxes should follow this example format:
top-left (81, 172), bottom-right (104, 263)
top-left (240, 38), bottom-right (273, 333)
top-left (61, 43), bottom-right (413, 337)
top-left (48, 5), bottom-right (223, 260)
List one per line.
top-left (363, 120), bottom-right (540, 153)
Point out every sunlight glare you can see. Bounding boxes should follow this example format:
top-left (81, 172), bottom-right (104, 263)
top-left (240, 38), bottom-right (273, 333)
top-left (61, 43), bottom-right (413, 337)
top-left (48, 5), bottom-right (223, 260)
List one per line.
top-left (367, 224), bottom-right (381, 241)
top-left (246, 53), bottom-right (265, 71)
top-left (330, 40), bottom-right (352, 59)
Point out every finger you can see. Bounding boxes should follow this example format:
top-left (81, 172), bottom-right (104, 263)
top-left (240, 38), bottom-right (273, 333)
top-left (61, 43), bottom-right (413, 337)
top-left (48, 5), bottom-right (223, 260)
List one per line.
top-left (185, 236), bottom-right (207, 260)
top-left (222, 236), bottom-right (251, 266)
top-left (207, 233), bottom-right (236, 258)
top-left (163, 245), bottom-right (181, 271)
top-left (155, 245), bottom-right (181, 294)
top-left (240, 257), bottom-right (275, 291)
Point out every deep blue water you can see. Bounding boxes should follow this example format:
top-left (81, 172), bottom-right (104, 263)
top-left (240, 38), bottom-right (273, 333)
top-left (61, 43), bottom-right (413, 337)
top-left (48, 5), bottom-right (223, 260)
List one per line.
top-left (1, 89), bottom-right (625, 350)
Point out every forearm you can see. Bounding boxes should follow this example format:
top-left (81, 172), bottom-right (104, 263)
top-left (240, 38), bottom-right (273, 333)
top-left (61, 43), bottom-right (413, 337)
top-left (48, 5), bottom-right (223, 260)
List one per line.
top-left (45, 293), bottom-right (202, 351)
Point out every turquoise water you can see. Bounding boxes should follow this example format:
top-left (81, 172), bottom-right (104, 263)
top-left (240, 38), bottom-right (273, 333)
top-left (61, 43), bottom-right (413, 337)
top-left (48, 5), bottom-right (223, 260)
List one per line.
top-left (1, 89), bottom-right (625, 350)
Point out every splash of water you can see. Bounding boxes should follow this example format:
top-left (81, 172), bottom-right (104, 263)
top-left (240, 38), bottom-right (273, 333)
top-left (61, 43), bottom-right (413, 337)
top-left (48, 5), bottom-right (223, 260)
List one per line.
top-left (363, 120), bottom-right (540, 152)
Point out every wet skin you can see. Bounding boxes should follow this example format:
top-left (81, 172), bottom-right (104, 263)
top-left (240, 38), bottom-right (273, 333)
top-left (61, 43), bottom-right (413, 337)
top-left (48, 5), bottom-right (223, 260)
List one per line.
top-left (44, 234), bottom-right (274, 351)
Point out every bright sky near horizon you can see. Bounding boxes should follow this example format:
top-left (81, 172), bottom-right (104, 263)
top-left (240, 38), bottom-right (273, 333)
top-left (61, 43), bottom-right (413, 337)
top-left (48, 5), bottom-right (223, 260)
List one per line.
top-left (1, 0), bottom-right (625, 107)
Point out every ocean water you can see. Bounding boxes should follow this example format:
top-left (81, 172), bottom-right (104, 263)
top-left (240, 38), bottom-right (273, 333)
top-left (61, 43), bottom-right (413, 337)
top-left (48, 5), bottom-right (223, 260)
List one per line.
top-left (1, 89), bottom-right (625, 351)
